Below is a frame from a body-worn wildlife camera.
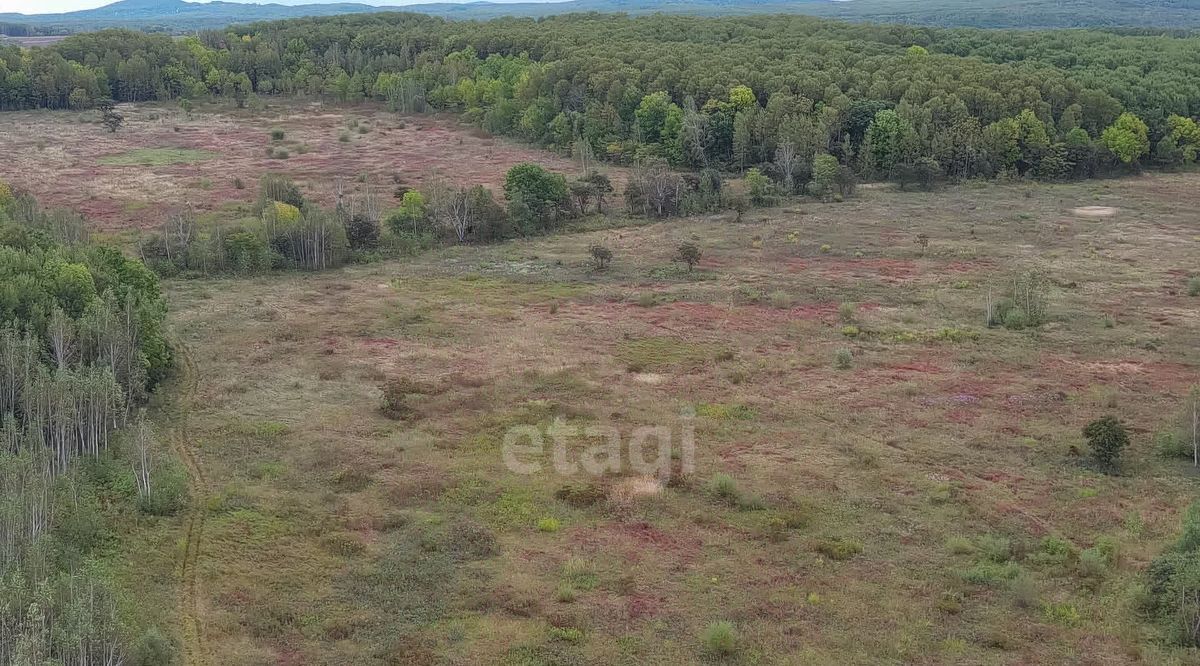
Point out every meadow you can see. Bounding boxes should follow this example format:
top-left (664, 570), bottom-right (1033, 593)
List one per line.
top-left (0, 101), bottom-right (589, 233)
top-left (131, 171), bottom-right (1200, 664)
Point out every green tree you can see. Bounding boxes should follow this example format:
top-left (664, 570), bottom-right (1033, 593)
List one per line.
top-left (1101, 112), bottom-right (1150, 165)
top-left (503, 163), bottom-right (568, 228)
top-left (808, 154), bottom-right (840, 201)
top-left (865, 110), bottom-right (915, 175)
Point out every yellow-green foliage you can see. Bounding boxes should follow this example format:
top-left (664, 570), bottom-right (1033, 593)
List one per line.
top-left (269, 200), bottom-right (302, 223)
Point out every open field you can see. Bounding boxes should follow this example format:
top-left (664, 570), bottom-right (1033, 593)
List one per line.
top-left (0, 101), bottom-right (598, 232)
top-left (141, 173), bottom-right (1200, 664)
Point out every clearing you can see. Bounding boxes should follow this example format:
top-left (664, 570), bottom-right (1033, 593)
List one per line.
top-left (123, 173), bottom-right (1200, 664)
top-left (0, 101), bottom-right (599, 232)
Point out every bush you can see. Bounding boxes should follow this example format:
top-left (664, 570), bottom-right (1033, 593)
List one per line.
top-left (1189, 276), bottom-right (1200, 297)
top-left (813, 537), bottom-right (863, 560)
top-left (537, 517), bottom-right (561, 533)
top-left (1009, 572), bottom-right (1039, 609)
top-left (675, 242), bottom-right (702, 271)
top-left (834, 348), bottom-right (853, 369)
top-left (701, 621), bottom-right (737, 656)
top-left (131, 627), bottom-right (176, 666)
top-left (444, 520), bottom-right (499, 560)
top-left (768, 290), bottom-right (792, 309)
top-left (380, 378), bottom-right (416, 420)
top-left (555, 482), bottom-right (606, 507)
top-left (137, 462), bottom-right (189, 516)
top-left (708, 473), bottom-right (739, 503)
top-left (223, 231), bottom-right (273, 274)
top-left (1077, 547), bottom-right (1108, 578)
top-left (1083, 415), bottom-right (1130, 472)
top-left (977, 534), bottom-right (1012, 563)
top-left (344, 214), bottom-right (381, 250)
top-left (270, 128), bottom-right (285, 141)
top-left (588, 244), bottom-right (612, 269)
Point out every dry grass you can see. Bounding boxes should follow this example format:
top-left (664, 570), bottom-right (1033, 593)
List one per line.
top-left (0, 100), bottom-right (616, 232)
top-left (150, 174), bottom-right (1200, 664)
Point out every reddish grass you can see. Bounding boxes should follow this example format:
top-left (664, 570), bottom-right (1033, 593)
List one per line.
top-left (0, 101), bottom-right (619, 231)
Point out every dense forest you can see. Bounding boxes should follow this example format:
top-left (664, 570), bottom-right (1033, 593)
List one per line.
top-left (7, 0), bottom-right (1200, 34)
top-left (3, 13), bottom-right (1200, 184)
top-left (0, 181), bottom-right (178, 664)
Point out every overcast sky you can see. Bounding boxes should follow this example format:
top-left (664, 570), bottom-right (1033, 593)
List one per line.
top-left (1, 0), bottom-right (560, 15)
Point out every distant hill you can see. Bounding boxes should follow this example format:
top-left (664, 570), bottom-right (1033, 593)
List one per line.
top-left (4, 0), bottom-right (1200, 34)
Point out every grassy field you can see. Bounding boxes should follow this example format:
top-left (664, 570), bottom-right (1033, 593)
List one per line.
top-left (134, 171), bottom-right (1200, 665)
top-left (0, 101), bottom-right (597, 233)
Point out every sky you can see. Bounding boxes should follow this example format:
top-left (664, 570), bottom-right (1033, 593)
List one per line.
top-left (0, 0), bottom-right (560, 15)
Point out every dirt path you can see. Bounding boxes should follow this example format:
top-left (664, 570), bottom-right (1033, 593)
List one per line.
top-left (167, 339), bottom-right (209, 666)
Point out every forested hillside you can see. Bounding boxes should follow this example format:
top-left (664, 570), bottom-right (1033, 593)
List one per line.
top-left (3, 13), bottom-right (1200, 185)
top-left (6, 0), bottom-right (1200, 33)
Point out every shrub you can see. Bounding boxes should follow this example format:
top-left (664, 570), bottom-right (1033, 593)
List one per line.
top-left (555, 482), bottom-right (606, 507)
top-left (537, 517), bottom-right (561, 533)
top-left (445, 520), bottom-right (499, 560)
top-left (344, 213), bottom-right (381, 250)
top-left (813, 537), bottom-right (863, 561)
top-left (137, 462), bottom-right (189, 516)
top-left (708, 473), bottom-right (739, 503)
top-left (768, 290), bottom-right (793, 309)
top-left (1189, 277), bottom-right (1200, 297)
top-left (1009, 572), bottom-right (1039, 608)
top-left (962, 561), bottom-right (1021, 585)
top-left (589, 244), bottom-right (613, 269)
top-left (1077, 547), bottom-right (1108, 578)
top-left (701, 621), bottom-right (737, 656)
top-left (838, 301), bottom-right (856, 322)
top-left (223, 231), bottom-right (273, 274)
top-left (339, 131), bottom-right (351, 142)
top-left (840, 325), bottom-right (860, 338)
top-left (555, 584), bottom-right (577, 603)
top-left (675, 242), bottom-right (702, 271)
top-left (634, 292), bottom-right (657, 308)
top-left (270, 128), bottom-right (285, 141)
top-left (1083, 415), bottom-right (1130, 472)
top-left (946, 536), bottom-right (975, 555)
top-left (380, 378), bottom-right (416, 420)
top-left (977, 534), bottom-right (1012, 563)
top-left (131, 627), bottom-right (176, 666)
top-left (834, 348), bottom-right (853, 369)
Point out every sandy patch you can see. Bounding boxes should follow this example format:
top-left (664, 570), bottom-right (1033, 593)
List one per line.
top-left (1071, 206), bottom-right (1118, 218)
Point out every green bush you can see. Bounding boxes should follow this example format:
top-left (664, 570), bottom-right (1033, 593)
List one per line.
top-left (834, 348), bottom-right (853, 369)
top-left (701, 620), bottom-right (737, 656)
top-left (223, 231), bottom-right (273, 274)
top-left (537, 517), bottom-right (561, 533)
top-left (137, 462), bottom-right (189, 516)
top-left (977, 534), bottom-right (1012, 563)
top-left (131, 627), bottom-right (177, 666)
top-left (1187, 276), bottom-right (1200, 296)
top-left (813, 537), bottom-right (863, 561)
top-left (708, 473), bottom-right (739, 503)
top-left (1083, 415), bottom-right (1130, 472)
top-left (962, 561), bottom-right (1021, 585)
top-left (270, 128), bottom-right (285, 141)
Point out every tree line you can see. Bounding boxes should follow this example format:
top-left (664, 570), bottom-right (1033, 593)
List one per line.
top-left (3, 14), bottom-right (1200, 183)
top-left (0, 179), bottom-right (178, 665)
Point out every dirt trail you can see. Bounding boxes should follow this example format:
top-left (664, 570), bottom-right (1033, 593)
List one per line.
top-left (167, 339), bottom-right (209, 666)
